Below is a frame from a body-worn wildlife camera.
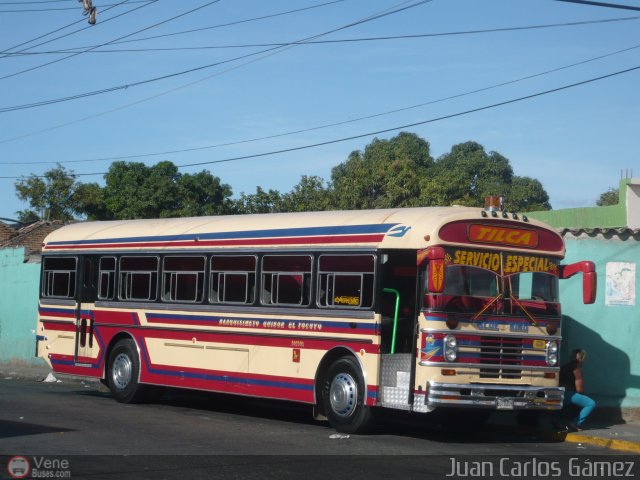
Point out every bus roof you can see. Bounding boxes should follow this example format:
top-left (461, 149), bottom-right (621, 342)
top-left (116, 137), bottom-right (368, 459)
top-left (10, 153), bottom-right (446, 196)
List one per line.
top-left (42, 207), bottom-right (565, 256)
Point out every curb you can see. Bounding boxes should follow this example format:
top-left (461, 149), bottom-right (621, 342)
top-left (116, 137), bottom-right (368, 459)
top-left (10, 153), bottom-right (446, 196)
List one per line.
top-left (564, 432), bottom-right (640, 454)
top-left (487, 423), bottom-right (640, 454)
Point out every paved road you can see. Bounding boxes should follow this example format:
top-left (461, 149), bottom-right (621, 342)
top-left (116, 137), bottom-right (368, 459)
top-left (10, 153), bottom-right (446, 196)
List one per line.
top-left (0, 378), bottom-right (633, 479)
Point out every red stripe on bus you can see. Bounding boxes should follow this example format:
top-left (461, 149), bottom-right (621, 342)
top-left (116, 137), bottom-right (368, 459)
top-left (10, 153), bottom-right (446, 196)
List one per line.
top-left (43, 233), bottom-right (385, 250)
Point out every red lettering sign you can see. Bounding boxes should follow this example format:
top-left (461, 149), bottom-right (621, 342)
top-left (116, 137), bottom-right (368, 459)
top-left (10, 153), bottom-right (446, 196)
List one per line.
top-left (468, 224), bottom-right (538, 248)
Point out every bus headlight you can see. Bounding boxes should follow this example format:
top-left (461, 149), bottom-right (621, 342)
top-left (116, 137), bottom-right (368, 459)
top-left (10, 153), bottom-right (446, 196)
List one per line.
top-left (546, 340), bottom-right (559, 366)
top-left (444, 335), bottom-right (457, 362)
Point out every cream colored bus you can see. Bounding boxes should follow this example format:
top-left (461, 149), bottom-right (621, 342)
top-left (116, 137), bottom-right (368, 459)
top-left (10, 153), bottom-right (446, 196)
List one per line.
top-left (35, 202), bottom-right (596, 433)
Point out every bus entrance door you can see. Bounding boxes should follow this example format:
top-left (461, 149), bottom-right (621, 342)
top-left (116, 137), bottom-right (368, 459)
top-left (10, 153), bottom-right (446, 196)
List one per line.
top-left (74, 256), bottom-right (98, 364)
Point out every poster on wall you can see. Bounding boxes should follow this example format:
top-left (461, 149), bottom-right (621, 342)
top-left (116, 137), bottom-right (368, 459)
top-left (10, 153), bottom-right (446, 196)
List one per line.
top-left (605, 262), bottom-right (636, 307)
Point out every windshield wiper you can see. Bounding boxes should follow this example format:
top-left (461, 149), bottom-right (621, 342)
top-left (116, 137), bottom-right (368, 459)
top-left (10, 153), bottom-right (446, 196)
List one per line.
top-left (509, 295), bottom-right (539, 326)
top-left (470, 292), bottom-right (502, 321)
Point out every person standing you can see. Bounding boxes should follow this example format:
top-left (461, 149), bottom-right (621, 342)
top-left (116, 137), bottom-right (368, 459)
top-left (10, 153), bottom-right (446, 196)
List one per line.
top-left (559, 348), bottom-right (596, 430)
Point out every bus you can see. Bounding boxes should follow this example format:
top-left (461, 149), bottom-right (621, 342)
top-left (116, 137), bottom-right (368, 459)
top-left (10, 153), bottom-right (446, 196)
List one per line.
top-left (35, 200), bottom-right (596, 433)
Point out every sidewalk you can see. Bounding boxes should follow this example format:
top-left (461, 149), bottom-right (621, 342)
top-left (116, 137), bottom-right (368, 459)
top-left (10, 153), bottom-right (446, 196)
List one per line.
top-left (2, 363), bottom-right (640, 453)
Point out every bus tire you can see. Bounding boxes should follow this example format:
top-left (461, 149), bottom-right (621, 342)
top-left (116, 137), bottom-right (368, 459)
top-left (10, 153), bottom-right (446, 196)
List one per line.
top-left (321, 356), bottom-right (373, 434)
top-left (107, 338), bottom-right (147, 404)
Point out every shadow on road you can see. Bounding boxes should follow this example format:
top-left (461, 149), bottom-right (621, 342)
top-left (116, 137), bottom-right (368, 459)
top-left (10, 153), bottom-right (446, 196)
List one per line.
top-left (0, 419), bottom-right (75, 439)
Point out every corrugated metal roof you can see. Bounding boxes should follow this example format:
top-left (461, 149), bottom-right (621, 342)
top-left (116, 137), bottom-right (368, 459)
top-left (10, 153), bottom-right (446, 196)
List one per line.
top-left (559, 227), bottom-right (640, 236)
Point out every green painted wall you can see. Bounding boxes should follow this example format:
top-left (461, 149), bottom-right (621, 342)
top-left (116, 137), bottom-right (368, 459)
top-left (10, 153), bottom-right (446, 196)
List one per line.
top-left (531, 205), bottom-right (624, 229)
top-left (0, 248), bottom-right (42, 366)
top-left (528, 178), bottom-right (632, 229)
top-left (560, 234), bottom-right (640, 409)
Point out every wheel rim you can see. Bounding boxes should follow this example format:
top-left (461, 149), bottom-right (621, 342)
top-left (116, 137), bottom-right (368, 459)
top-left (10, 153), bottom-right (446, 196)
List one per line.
top-left (111, 353), bottom-right (133, 390)
top-left (329, 372), bottom-right (357, 418)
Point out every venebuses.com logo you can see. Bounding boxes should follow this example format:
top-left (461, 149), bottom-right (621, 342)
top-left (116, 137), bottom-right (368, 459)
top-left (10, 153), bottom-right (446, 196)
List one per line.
top-left (6, 456), bottom-right (30, 479)
top-left (6, 456), bottom-right (71, 479)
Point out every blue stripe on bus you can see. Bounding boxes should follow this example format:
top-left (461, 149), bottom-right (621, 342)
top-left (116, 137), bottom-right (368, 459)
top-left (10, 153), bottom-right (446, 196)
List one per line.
top-left (146, 313), bottom-right (377, 332)
top-left (47, 223), bottom-right (399, 246)
top-left (139, 344), bottom-right (314, 391)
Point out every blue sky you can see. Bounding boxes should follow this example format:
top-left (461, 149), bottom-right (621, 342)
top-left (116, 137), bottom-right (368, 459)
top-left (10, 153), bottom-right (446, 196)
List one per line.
top-left (1, 0), bottom-right (639, 220)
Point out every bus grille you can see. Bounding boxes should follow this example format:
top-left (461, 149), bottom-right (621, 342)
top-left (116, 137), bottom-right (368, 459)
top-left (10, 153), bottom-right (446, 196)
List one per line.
top-left (479, 336), bottom-right (523, 379)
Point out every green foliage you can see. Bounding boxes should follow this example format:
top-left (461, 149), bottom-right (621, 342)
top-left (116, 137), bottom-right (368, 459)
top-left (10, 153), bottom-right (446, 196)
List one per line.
top-left (279, 176), bottom-right (333, 212)
top-left (596, 188), bottom-right (619, 206)
top-left (331, 132), bottom-right (434, 209)
top-left (73, 161), bottom-right (234, 220)
top-left (15, 164), bottom-right (79, 221)
top-left (14, 134), bottom-right (553, 220)
top-left (234, 186), bottom-right (284, 214)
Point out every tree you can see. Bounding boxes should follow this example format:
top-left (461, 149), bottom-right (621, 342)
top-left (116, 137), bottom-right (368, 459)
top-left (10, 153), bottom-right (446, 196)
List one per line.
top-left (508, 176), bottom-right (551, 211)
top-left (234, 186), bottom-right (284, 214)
top-left (596, 188), bottom-right (619, 206)
top-left (331, 132), bottom-right (434, 209)
top-left (279, 175), bottom-right (333, 212)
top-left (73, 161), bottom-right (234, 220)
top-left (421, 141), bottom-right (513, 207)
top-left (15, 164), bottom-right (79, 222)
top-left (175, 170), bottom-right (233, 217)
top-left (418, 141), bottom-right (551, 211)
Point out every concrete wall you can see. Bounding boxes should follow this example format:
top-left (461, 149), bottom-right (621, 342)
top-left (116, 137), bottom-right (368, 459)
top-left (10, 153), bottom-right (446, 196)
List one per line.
top-left (530, 178), bottom-right (639, 229)
top-left (560, 232), bottom-right (640, 409)
top-left (0, 247), bottom-right (42, 366)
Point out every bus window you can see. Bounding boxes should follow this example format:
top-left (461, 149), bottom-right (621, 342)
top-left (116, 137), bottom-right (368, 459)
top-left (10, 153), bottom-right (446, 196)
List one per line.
top-left (508, 272), bottom-right (559, 303)
top-left (443, 265), bottom-right (498, 298)
top-left (261, 255), bottom-right (312, 306)
top-left (210, 255), bottom-right (257, 305)
top-left (42, 257), bottom-right (77, 299)
top-left (317, 254), bottom-right (375, 308)
top-left (98, 257), bottom-right (116, 300)
top-left (119, 256), bottom-right (159, 302)
top-left (162, 256), bottom-right (205, 303)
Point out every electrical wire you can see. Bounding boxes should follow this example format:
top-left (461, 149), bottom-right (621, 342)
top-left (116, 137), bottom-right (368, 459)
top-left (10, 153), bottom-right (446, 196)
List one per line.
top-left (3, 15), bottom-right (638, 55)
top-left (555, 0), bottom-right (640, 11)
top-left (2, 62), bottom-right (638, 179)
top-left (0, 0), bottom-right (346, 56)
top-left (0, 1), bottom-right (156, 12)
top-left (0, 0), bottom-right (142, 57)
top-left (2, 25), bottom-right (639, 148)
top-left (0, 0), bottom-right (432, 112)
top-left (0, 0), bottom-right (219, 80)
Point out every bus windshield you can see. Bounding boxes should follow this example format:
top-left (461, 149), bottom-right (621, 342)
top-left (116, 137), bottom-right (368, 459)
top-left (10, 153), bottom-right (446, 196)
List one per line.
top-left (506, 271), bottom-right (559, 303)
top-left (443, 265), bottom-right (499, 298)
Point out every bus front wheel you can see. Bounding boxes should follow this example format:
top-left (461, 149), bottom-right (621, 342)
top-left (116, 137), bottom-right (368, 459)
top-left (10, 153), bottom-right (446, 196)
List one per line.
top-left (322, 357), bottom-right (373, 434)
top-left (107, 338), bottom-right (147, 404)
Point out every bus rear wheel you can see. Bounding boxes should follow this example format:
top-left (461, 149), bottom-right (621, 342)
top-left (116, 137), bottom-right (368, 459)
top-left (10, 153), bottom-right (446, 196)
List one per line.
top-left (107, 338), bottom-right (147, 404)
top-left (321, 357), bottom-right (373, 434)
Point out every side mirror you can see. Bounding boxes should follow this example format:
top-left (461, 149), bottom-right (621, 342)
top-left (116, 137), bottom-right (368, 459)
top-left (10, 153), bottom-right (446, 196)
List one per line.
top-left (560, 261), bottom-right (597, 304)
top-left (418, 246), bottom-right (446, 294)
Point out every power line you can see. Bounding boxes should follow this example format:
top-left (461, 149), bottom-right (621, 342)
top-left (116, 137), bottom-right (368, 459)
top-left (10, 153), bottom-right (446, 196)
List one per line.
top-left (3, 63), bottom-right (639, 179)
top-left (4, 15), bottom-right (638, 55)
top-left (0, 1), bottom-right (76, 4)
top-left (0, 0), bottom-right (431, 112)
top-left (3, 23), bottom-right (639, 148)
top-left (555, 0), bottom-right (640, 11)
top-left (0, 1), bottom-right (154, 12)
top-left (0, 0), bottom-right (347, 57)
top-left (4, 40), bottom-right (639, 161)
top-left (67, 0), bottom-right (353, 48)
top-left (0, 0), bottom-right (142, 57)
top-left (0, 0), bottom-right (219, 80)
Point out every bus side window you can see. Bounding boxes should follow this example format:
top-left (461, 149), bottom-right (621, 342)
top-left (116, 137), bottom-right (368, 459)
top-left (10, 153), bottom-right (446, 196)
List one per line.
top-left (317, 254), bottom-right (375, 309)
top-left (162, 256), bottom-right (205, 303)
top-left (119, 256), bottom-right (159, 302)
top-left (98, 257), bottom-right (116, 300)
top-left (42, 257), bottom-right (77, 299)
top-left (210, 255), bottom-right (257, 305)
top-left (261, 255), bottom-right (312, 307)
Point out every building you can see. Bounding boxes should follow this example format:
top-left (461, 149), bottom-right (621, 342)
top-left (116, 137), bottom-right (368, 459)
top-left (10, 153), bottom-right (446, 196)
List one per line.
top-left (529, 178), bottom-right (640, 419)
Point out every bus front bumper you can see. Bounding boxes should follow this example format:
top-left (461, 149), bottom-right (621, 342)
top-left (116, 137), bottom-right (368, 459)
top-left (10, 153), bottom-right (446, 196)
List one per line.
top-left (427, 382), bottom-right (564, 410)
